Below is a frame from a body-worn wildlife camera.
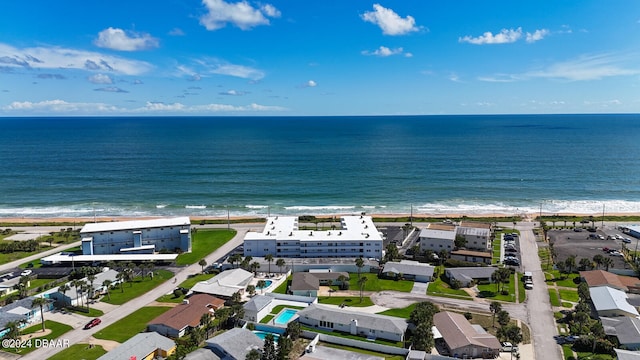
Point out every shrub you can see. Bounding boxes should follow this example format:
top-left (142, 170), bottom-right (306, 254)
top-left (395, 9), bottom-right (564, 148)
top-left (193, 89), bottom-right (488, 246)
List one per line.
top-left (463, 312), bottom-right (473, 320)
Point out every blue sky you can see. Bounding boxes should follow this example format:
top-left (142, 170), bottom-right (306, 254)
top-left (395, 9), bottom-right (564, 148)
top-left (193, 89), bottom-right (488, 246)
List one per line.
top-left (1, 1), bottom-right (639, 116)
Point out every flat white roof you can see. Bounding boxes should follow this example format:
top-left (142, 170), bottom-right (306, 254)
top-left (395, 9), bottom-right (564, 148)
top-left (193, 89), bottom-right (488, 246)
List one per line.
top-left (245, 215), bottom-right (382, 242)
top-left (590, 286), bottom-right (639, 316)
top-left (80, 216), bottom-right (191, 234)
top-left (419, 228), bottom-right (456, 240)
top-left (120, 245), bottom-right (155, 252)
top-left (41, 252), bottom-right (178, 263)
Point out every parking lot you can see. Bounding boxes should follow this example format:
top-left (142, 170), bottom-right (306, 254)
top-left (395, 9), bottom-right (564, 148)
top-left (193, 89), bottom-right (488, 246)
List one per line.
top-left (549, 229), bottom-right (630, 270)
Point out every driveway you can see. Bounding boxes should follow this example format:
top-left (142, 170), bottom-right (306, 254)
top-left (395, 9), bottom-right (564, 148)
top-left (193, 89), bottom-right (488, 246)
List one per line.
top-left (411, 281), bottom-right (428, 295)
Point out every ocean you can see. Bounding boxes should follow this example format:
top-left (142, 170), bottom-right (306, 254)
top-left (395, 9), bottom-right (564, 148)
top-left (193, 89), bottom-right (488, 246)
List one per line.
top-left (0, 114), bottom-right (639, 218)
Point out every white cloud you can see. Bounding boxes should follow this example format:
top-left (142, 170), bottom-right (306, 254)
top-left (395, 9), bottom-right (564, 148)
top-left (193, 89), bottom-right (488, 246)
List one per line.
top-left (526, 29), bottom-right (550, 43)
top-left (459, 28), bottom-right (522, 45)
top-left (304, 80), bottom-right (317, 87)
top-left (94, 27), bottom-right (159, 51)
top-left (169, 28), bottom-right (185, 36)
top-left (88, 74), bottom-right (113, 84)
top-left (361, 4), bottom-right (419, 36)
top-left (219, 89), bottom-right (247, 96)
top-left (361, 46), bottom-right (405, 57)
top-left (0, 42), bottom-right (152, 75)
top-left (449, 73), bottom-right (461, 82)
top-left (478, 74), bottom-right (520, 82)
top-left (211, 63), bottom-right (264, 79)
top-left (2, 99), bottom-right (287, 114)
top-left (525, 53), bottom-right (640, 81)
top-left (94, 86), bottom-right (128, 93)
top-left (199, 0), bottom-right (280, 31)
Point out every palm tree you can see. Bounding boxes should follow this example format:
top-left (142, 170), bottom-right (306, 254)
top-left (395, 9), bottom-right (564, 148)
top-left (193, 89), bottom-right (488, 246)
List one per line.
top-left (250, 261), bottom-right (261, 276)
top-left (31, 296), bottom-right (49, 332)
top-left (358, 276), bottom-right (367, 303)
top-left (116, 271), bottom-right (125, 293)
top-left (229, 253), bottom-right (242, 269)
top-left (265, 254), bottom-right (274, 274)
top-left (565, 255), bottom-right (577, 274)
top-left (102, 279), bottom-right (112, 300)
top-left (58, 284), bottom-right (70, 307)
top-left (592, 254), bottom-right (604, 269)
top-left (198, 259), bottom-right (207, 273)
top-left (490, 301), bottom-right (502, 328)
top-left (276, 258), bottom-right (286, 274)
top-left (87, 274), bottom-right (96, 306)
top-left (355, 257), bottom-right (365, 280)
top-left (602, 257), bottom-right (614, 271)
top-left (337, 274), bottom-right (348, 290)
top-left (256, 280), bottom-right (267, 294)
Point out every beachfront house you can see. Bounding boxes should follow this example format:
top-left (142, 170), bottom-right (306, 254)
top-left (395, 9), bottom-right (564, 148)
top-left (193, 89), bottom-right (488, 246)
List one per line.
top-left (434, 311), bottom-right (501, 358)
top-left (0, 296), bottom-right (51, 338)
top-left (79, 217), bottom-right (191, 256)
top-left (148, 294), bottom-right (225, 338)
top-left (455, 226), bottom-right (491, 251)
top-left (381, 260), bottom-right (434, 282)
top-left (243, 216), bottom-right (383, 260)
top-left (297, 303), bottom-right (408, 342)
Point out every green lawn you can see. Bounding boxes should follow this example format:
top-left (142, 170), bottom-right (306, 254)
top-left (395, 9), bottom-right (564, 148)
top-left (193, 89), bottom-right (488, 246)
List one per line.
top-left (27, 278), bottom-right (55, 290)
top-left (65, 306), bottom-right (104, 317)
top-left (156, 273), bottom-right (215, 303)
top-left (347, 273), bottom-right (413, 292)
top-left (576, 352), bottom-right (614, 360)
top-left (427, 274), bottom-right (471, 298)
top-left (517, 272), bottom-right (527, 303)
top-left (318, 296), bottom-right (374, 307)
top-left (176, 229), bottom-right (236, 265)
top-left (102, 269), bottom-right (173, 305)
top-left (0, 244), bottom-right (56, 265)
top-left (93, 306), bottom-right (171, 342)
top-left (48, 344), bottom-right (107, 360)
top-left (302, 326), bottom-right (402, 347)
top-left (562, 345), bottom-right (574, 360)
top-left (377, 303), bottom-right (416, 318)
top-left (260, 314), bottom-right (274, 323)
top-left (270, 304), bottom-right (304, 314)
top-left (272, 275), bottom-right (290, 294)
top-left (492, 238), bottom-right (502, 264)
top-left (549, 289), bottom-right (561, 307)
top-left (11, 320), bottom-right (73, 355)
top-left (546, 270), bottom-right (580, 288)
top-left (559, 289), bottom-right (579, 303)
top-left (476, 273), bottom-right (517, 302)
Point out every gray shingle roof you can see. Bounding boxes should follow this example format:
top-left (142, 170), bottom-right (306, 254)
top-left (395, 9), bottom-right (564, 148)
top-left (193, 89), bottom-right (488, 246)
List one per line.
top-left (243, 295), bottom-right (273, 313)
top-left (0, 296), bottom-right (36, 329)
top-left (298, 304), bottom-right (408, 334)
top-left (382, 260), bottom-right (434, 278)
top-left (192, 268), bottom-right (253, 298)
top-left (445, 267), bottom-right (497, 283)
top-left (206, 327), bottom-right (263, 360)
top-left (97, 332), bottom-right (175, 360)
top-left (601, 316), bottom-right (640, 345)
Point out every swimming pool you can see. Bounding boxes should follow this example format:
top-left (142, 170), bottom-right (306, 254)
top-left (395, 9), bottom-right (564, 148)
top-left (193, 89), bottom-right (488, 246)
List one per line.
top-left (256, 280), bottom-right (273, 289)
top-left (273, 309), bottom-right (298, 325)
top-left (253, 330), bottom-right (280, 342)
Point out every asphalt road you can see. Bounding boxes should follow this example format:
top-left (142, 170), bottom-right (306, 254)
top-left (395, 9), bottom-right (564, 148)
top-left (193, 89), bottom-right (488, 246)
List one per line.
top-left (20, 223), bottom-right (253, 360)
top-left (517, 221), bottom-right (562, 360)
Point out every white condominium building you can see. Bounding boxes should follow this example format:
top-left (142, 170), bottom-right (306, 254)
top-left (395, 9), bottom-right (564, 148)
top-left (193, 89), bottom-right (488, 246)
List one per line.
top-left (243, 215), bottom-right (383, 259)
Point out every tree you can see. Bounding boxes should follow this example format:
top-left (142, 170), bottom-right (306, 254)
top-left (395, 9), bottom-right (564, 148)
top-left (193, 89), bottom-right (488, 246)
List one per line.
top-left (231, 291), bottom-right (242, 304)
top-left (200, 313), bottom-right (212, 338)
top-left (116, 271), bottom-right (125, 293)
top-left (497, 310), bottom-right (511, 328)
top-left (355, 257), bottom-right (365, 279)
top-left (198, 259), bottom-right (207, 273)
top-left (246, 349), bottom-right (261, 360)
top-left (565, 255), bottom-right (577, 273)
top-left (409, 301), bottom-right (440, 326)
top-left (578, 257), bottom-right (593, 271)
top-left (261, 333), bottom-right (276, 360)
top-left (86, 274), bottom-right (96, 310)
top-left (229, 253), bottom-right (243, 269)
top-left (577, 282), bottom-right (590, 302)
top-left (102, 279), bottom-right (112, 301)
top-left (384, 243), bottom-right (400, 262)
top-left (410, 244), bottom-right (421, 260)
top-left (265, 254), bottom-right (274, 274)
top-left (247, 284), bottom-right (256, 297)
top-left (454, 235), bottom-right (467, 249)
top-left (285, 321), bottom-right (301, 340)
top-left (276, 258), bottom-right (286, 274)
top-left (357, 276), bottom-right (368, 303)
top-left (412, 322), bottom-right (434, 351)
top-left (337, 274), bottom-right (349, 290)
top-left (257, 280), bottom-right (267, 294)
top-left (3, 320), bottom-right (21, 351)
top-left (592, 254), bottom-right (604, 269)
top-left (602, 257), bottom-right (614, 271)
top-left (58, 284), bottom-right (70, 307)
top-left (490, 301), bottom-right (502, 328)
top-left (31, 296), bottom-right (49, 332)
top-left (215, 307), bottom-right (232, 330)
top-left (276, 336), bottom-right (292, 360)
top-left (243, 256), bottom-right (253, 270)
top-left (251, 261), bottom-right (261, 275)
top-left (492, 267), bottom-right (511, 293)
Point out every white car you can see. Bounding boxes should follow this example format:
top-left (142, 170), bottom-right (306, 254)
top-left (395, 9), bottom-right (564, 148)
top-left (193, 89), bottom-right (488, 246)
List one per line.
top-left (20, 269), bottom-right (32, 276)
top-left (524, 281), bottom-right (533, 290)
top-left (501, 342), bottom-right (519, 352)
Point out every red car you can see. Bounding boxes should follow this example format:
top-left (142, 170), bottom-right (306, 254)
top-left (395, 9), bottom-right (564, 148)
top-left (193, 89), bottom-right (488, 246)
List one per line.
top-left (84, 318), bottom-right (101, 329)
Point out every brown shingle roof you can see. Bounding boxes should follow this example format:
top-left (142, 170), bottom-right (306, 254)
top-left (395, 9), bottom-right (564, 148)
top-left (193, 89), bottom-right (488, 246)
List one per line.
top-left (434, 311), bottom-right (500, 351)
top-left (580, 270), bottom-right (628, 292)
top-left (450, 249), bottom-right (492, 258)
top-left (148, 294), bottom-right (224, 331)
top-left (427, 223), bottom-right (457, 231)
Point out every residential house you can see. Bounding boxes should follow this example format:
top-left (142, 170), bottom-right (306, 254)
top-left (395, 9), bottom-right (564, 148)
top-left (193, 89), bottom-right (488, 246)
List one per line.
top-left (434, 311), bottom-right (501, 359)
top-left (381, 260), bottom-right (435, 283)
top-left (97, 332), bottom-right (176, 360)
top-left (601, 317), bottom-right (640, 350)
top-left (148, 294), bottom-right (225, 338)
top-left (444, 267), bottom-right (497, 287)
top-left (205, 327), bottom-right (263, 360)
top-left (589, 286), bottom-right (640, 318)
top-left (580, 270), bottom-right (640, 294)
top-left (0, 296), bottom-right (51, 338)
top-left (191, 268), bottom-right (253, 299)
top-left (615, 348), bottom-right (640, 360)
top-left (450, 250), bottom-right (492, 265)
top-left (243, 293), bottom-right (315, 323)
top-left (290, 272), bottom-right (349, 297)
top-left (455, 226), bottom-right (491, 251)
top-left (297, 303), bottom-right (408, 342)
top-left (184, 348), bottom-right (222, 360)
top-left (40, 268), bottom-right (121, 307)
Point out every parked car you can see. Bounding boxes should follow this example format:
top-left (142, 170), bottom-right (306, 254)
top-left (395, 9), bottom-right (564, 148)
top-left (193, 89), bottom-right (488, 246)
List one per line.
top-left (623, 238), bottom-right (632, 244)
top-left (602, 247), bottom-right (610, 252)
top-left (501, 342), bottom-right (519, 352)
top-left (524, 281), bottom-right (533, 290)
top-left (504, 259), bottom-right (520, 266)
top-left (505, 248), bottom-right (518, 253)
top-left (20, 269), bottom-right (32, 276)
top-left (84, 318), bottom-right (101, 329)
top-left (504, 235), bottom-right (514, 241)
